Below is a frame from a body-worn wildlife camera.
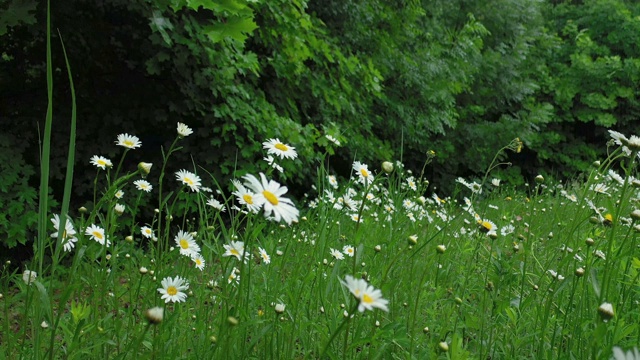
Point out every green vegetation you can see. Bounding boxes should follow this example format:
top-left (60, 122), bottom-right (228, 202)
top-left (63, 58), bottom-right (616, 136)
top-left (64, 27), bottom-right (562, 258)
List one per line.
top-left (2, 0), bottom-right (640, 357)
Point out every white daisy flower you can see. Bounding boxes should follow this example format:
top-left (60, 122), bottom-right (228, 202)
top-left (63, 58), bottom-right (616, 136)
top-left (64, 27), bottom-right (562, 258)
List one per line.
top-left (207, 198), bottom-right (226, 212)
top-left (22, 270), bottom-right (37, 285)
top-left (343, 245), bottom-right (355, 257)
top-left (263, 138), bottom-right (297, 160)
top-left (242, 173), bottom-right (299, 225)
top-left (192, 253), bottom-right (205, 271)
top-left (352, 161), bottom-right (374, 185)
top-left (176, 122), bottom-right (193, 138)
top-left (175, 170), bottom-right (201, 192)
top-left (232, 180), bottom-right (261, 213)
top-left (134, 179), bottom-right (153, 192)
top-left (90, 155), bottom-right (112, 170)
top-left (341, 275), bottom-right (389, 312)
top-left (50, 214), bottom-right (78, 252)
top-left (116, 133), bottom-right (141, 149)
top-left (223, 241), bottom-right (249, 263)
top-left (85, 224), bottom-right (110, 246)
top-left (330, 248), bottom-right (344, 260)
top-left (258, 247), bottom-right (271, 264)
top-left (174, 230), bottom-right (200, 257)
top-left (141, 226), bottom-right (154, 239)
top-left (115, 190), bottom-right (124, 199)
top-left (157, 276), bottom-right (189, 303)
top-left (325, 134), bottom-right (341, 146)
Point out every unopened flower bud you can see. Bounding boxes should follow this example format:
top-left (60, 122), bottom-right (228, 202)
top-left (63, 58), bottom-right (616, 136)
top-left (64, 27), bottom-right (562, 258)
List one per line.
top-left (138, 162), bottom-right (153, 178)
top-left (381, 161), bottom-right (394, 174)
top-left (436, 245), bottom-right (446, 254)
top-left (598, 302), bottom-right (614, 322)
top-left (145, 307), bottom-right (164, 324)
top-left (535, 175), bottom-right (544, 184)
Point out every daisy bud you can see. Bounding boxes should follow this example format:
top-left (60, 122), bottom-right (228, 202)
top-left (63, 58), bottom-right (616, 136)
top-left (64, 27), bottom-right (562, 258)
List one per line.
top-left (227, 316), bottom-right (239, 326)
top-left (575, 268), bottom-right (585, 277)
top-left (374, 245), bottom-right (381, 252)
top-left (585, 237), bottom-right (595, 246)
top-left (592, 160), bottom-right (601, 167)
top-left (598, 302), bottom-right (614, 322)
top-left (138, 162), bottom-right (153, 178)
top-left (209, 336), bottom-right (217, 343)
top-left (455, 297), bottom-right (463, 305)
top-left (275, 303), bottom-right (286, 314)
top-left (139, 267), bottom-right (148, 274)
top-left (589, 216), bottom-right (600, 224)
top-left (0, 293), bottom-right (3, 299)
top-left (145, 307), bottom-right (164, 324)
top-left (438, 342), bottom-right (449, 352)
top-left (114, 204), bottom-right (125, 216)
top-left (632, 179), bottom-right (640, 188)
top-left (22, 270), bottom-right (37, 285)
top-left (381, 161), bottom-right (394, 174)
top-left (375, 320), bottom-right (380, 327)
top-left (408, 235), bottom-right (418, 245)
top-left (535, 175), bottom-right (544, 183)
top-left (436, 245), bottom-right (446, 254)
top-left (631, 210), bottom-right (640, 221)
top-left (41, 321), bottom-right (49, 329)
top-left (423, 326), bottom-right (429, 334)
top-left (78, 207), bottom-right (87, 214)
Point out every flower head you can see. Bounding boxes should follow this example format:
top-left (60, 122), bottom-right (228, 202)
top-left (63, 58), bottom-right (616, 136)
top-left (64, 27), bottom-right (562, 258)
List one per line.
top-left (134, 180), bottom-right (153, 192)
top-left (177, 122), bottom-right (193, 138)
top-left (90, 155), bottom-right (112, 170)
top-left (330, 248), bottom-right (344, 260)
top-left (192, 253), bottom-right (205, 271)
top-left (232, 180), bottom-right (261, 213)
top-left (175, 170), bottom-right (201, 192)
top-left (263, 138), bottom-right (297, 160)
top-left (158, 276), bottom-right (189, 303)
top-left (22, 270), bottom-right (37, 285)
top-left (141, 226), bottom-right (154, 239)
top-left (145, 307), bottom-right (164, 324)
top-left (138, 162), bottom-right (152, 177)
top-left (341, 275), bottom-right (389, 312)
top-left (242, 173), bottom-right (299, 225)
top-left (223, 241), bottom-right (250, 262)
top-left (343, 245), bottom-right (355, 257)
top-left (258, 247), bottom-right (271, 264)
top-left (353, 161), bottom-right (374, 185)
top-left (116, 133), bottom-right (141, 149)
top-left (207, 198), bottom-right (226, 212)
top-left (50, 214), bottom-right (78, 252)
top-left (85, 224), bottom-right (110, 246)
top-left (175, 230), bottom-right (200, 257)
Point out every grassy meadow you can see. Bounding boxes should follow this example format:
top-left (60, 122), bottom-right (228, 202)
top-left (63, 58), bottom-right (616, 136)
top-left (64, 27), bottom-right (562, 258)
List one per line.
top-left (1, 128), bottom-right (640, 360)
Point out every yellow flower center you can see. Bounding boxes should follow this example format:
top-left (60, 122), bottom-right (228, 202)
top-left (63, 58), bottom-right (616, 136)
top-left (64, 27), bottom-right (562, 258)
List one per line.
top-left (261, 253), bottom-right (269, 260)
top-left (231, 249), bottom-right (240, 256)
top-left (243, 194), bottom-right (254, 204)
top-left (180, 239), bottom-right (189, 249)
top-left (92, 231), bottom-right (103, 240)
top-left (360, 168), bottom-right (369, 177)
top-left (196, 259), bottom-right (202, 265)
top-left (479, 221), bottom-right (492, 231)
top-left (275, 143), bottom-right (288, 151)
top-left (98, 160), bottom-right (106, 166)
top-left (184, 177), bottom-right (194, 186)
top-left (124, 140), bottom-right (134, 147)
top-left (167, 286), bottom-right (178, 296)
top-left (263, 190), bottom-right (279, 205)
top-left (362, 293), bottom-right (373, 304)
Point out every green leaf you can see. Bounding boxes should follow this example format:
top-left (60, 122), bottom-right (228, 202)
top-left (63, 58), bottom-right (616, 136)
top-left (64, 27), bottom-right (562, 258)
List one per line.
top-left (0, 0), bottom-right (37, 36)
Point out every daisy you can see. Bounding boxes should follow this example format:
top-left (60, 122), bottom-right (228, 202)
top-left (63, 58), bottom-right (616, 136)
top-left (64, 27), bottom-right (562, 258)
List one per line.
top-left (612, 347), bottom-right (640, 360)
top-left (116, 133), bottom-right (141, 149)
top-left (263, 155), bottom-right (284, 173)
top-left (263, 138), bottom-right (297, 160)
top-left (343, 245), bottom-right (355, 257)
top-left (207, 198), bottom-right (226, 212)
top-left (327, 175), bottom-right (338, 189)
top-left (175, 170), bottom-right (201, 192)
top-left (243, 173), bottom-right (299, 225)
top-left (90, 155), bottom-right (112, 170)
top-left (141, 226), bottom-right (154, 239)
top-left (341, 275), bottom-right (389, 312)
top-left (406, 177), bottom-right (417, 191)
top-left (192, 253), bottom-right (205, 271)
top-left (352, 161), bottom-right (374, 185)
top-left (325, 134), bottom-right (341, 146)
top-left (258, 247), bottom-right (271, 264)
top-left (157, 276), bottom-right (189, 303)
top-left (227, 267), bottom-right (240, 285)
top-left (223, 241), bottom-right (249, 262)
top-left (175, 230), bottom-right (200, 257)
top-left (491, 178), bottom-right (501, 187)
top-left (232, 180), bottom-right (261, 213)
top-left (177, 122), bottom-right (193, 138)
top-left (115, 190), bottom-right (124, 199)
top-left (22, 270), bottom-right (37, 285)
top-left (85, 224), bottom-right (110, 246)
top-left (590, 183), bottom-right (610, 195)
top-left (50, 214), bottom-right (78, 252)
top-left (478, 219), bottom-right (497, 233)
top-left (134, 179), bottom-right (153, 192)
top-left (330, 248), bottom-right (344, 260)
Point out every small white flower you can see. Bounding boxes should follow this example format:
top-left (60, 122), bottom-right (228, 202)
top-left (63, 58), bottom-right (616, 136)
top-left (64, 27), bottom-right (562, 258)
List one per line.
top-left (90, 155), bottom-right (112, 170)
top-left (22, 270), bottom-right (37, 285)
top-left (116, 133), bottom-right (141, 149)
top-left (134, 180), bottom-right (153, 192)
top-left (157, 276), bottom-right (189, 303)
top-left (177, 122), bottom-right (193, 137)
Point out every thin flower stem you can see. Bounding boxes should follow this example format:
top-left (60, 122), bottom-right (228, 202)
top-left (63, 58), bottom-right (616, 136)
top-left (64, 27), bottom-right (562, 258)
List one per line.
top-left (321, 302), bottom-right (359, 359)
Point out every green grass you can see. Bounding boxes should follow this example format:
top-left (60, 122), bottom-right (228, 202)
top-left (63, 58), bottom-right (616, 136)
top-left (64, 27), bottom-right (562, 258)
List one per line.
top-left (2, 132), bottom-right (640, 360)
